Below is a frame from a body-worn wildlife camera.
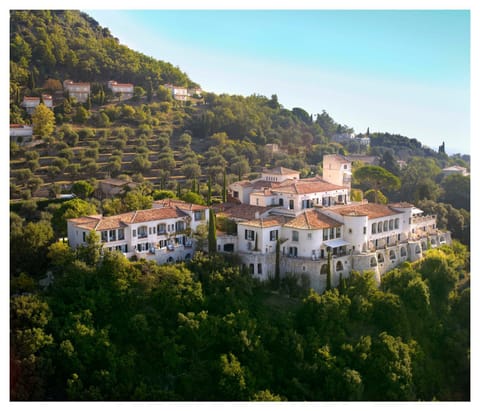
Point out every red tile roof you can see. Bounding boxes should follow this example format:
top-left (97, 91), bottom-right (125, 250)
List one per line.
top-left (214, 203), bottom-right (274, 221)
top-left (262, 166), bottom-right (299, 175)
top-left (239, 216), bottom-right (287, 228)
top-left (284, 210), bottom-right (341, 230)
top-left (328, 203), bottom-right (400, 219)
top-left (154, 199), bottom-right (209, 211)
top-left (273, 177), bottom-right (345, 195)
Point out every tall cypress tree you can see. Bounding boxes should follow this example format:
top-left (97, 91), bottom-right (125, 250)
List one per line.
top-left (326, 250), bottom-right (332, 291)
top-left (208, 208), bottom-right (216, 254)
top-left (207, 175), bottom-right (212, 206)
top-left (275, 239), bottom-right (281, 289)
top-left (222, 169), bottom-right (227, 203)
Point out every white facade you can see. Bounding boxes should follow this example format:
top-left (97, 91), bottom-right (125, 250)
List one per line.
top-left (10, 124), bottom-right (33, 144)
top-left (108, 80), bottom-right (134, 97)
top-left (64, 80), bottom-right (91, 102)
top-left (322, 154), bottom-right (352, 189)
top-left (218, 200), bottom-right (451, 291)
top-left (68, 202), bottom-right (209, 264)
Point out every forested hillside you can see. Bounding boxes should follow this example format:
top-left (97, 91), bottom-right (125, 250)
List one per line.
top-left (11, 242), bottom-right (470, 400)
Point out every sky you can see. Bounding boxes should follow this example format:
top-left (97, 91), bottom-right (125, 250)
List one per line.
top-left (82, 6), bottom-right (471, 155)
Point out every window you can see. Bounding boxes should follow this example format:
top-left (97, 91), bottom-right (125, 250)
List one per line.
top-left (233, 191), bottom-right (239, 198)
top-left (389, 220), bottom-right (394, 230)
top-left (363, 226), bottom-right (367, 235)
top-left (176, 221), bottom-right (185, 232)
top-left (138, 225), bottom-right (148, 239)
top-left (82, 232), bottom-right (86, 242)
top-left (118, 228), bottom-right (125, 240)
top-left (383, 221), bottom-right (388, 232)
top-left (344, 164), bottom-right (348, 169)
top-left (101, 231), bottom-right (108, 242)
top-left (377, 253), bottom-right (385, 263)
top-left (336, 227), bottom-right (341, 238)
top-left (279, 198), bottom-right (284, 207)
top-left (157, 223), bottom-right (166, 234)
top-left (249, 264), bottom-right (255, 274)
top-left (257, 264), bottom-right (262, 274)
top-left (270, 230), bottom-right (278, 241)
top-left (389, 250), bottom-right (396, 260)
top-left (395, 218), bottom-right (399, 229)
top-left (323, 229), bottom-right (329, 241)
top-left (133, 229), bottom-right (137, 237)
top-left (336, 261), bottom-right (343, 271)
top-left (378, 222), bottom-right (382, 233)
top-left (307, 233), bottom-right (312, 240)
top-left (330, 228), bottom-right (335, 238)
top-left (109, 230), bottom-right (116, 241)
top-left (400, 247), bottom-right (407, 257)
top-left (245, 229), bottom-right (255, 241)
top-left (292, 231), bottom-right (299, 242)
top-left (194, 210), bottom-right (205, 221)
top-left (320, 264), bottom-right (328, 274)
top-left (370, 257), bottom-right (377, 267)
top-left (372, 224), bottom-right (376, 234)
top-left (149, 227), bottom-right (153, 235)
top-left (289, 199), bottom-right (294, 210)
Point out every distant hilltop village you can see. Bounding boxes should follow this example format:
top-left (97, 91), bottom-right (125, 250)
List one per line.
top-left (68, 154), bottom-right (451, 293)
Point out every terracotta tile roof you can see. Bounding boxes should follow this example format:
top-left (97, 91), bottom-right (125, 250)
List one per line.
top-left (214, 203), bottom-right (274, 221)
top-left (324, 154), bottom-right (350, 163)
top-left (132, 207), bottom-right (187, 223)
top-left (328, 203), bottom-right (399, 219)
top-left (68, 216), bottom-right (100, 230)
top-left (262, 166), bottom-right (299, 175)
top-left (239, 216), bottom-right (287, 228)
top-left (95, 213), bottom-right (134, 230)
top-left (389, 202), bottom-right (415, 209)
top-left (154, 199), bottom-right (209, 211)
top-left (284, 210), bottom-right (341, 230)
top-left (273, 177), bottom-right (345, 195)
top-left (231, 179), bottom-right (280, 189)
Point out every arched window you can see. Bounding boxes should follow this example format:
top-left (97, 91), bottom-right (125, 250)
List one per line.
top-left (320, 264), bottom-right (328, 274)
top-left (372, 224), bottom-right (376, 234)
top-left (389, 250), bottom-right (396, 260)
top-left (421, 241), bottom-right (427, 251)
top-left (440, 236), bottom-right (446, 243)
top-left (383, 221), bottom-right (388, 231)
top-left (336, 261), bottom-right (343, 271)
top-left (377, 253), bottom-right (385, 263)
top-left (415, 245), bottom-right (421, 254)
top-left (370, 257), bottom-right (377, 267)
top-left (400, 247), bottom-right (407, 257)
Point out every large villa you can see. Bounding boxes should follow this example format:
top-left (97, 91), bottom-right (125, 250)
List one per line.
top-left (68, 154), bottom-right (451, 292)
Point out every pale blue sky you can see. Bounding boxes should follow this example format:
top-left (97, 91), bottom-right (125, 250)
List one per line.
top-left (85, 9), bottom-right (470, 154)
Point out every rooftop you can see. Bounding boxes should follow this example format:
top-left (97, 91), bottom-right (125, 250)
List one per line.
top-left (284, 209), bottom-right (341, 230)
top-left (327, 203), bottom-right (400, 219)
top-left (239, 216), bottom-right (287, 228)
top-left (273, 176), bottom-right (345, 195)
top-left (214, 203), bottom-right (274, 221)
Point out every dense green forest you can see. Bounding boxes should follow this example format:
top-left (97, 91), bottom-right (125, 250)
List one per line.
top-left (11, 241), bottom-right (469, 400)
top-left (10, 10), bottom-right (470, 401)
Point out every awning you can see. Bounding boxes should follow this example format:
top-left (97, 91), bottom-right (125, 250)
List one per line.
top-left (324, 239), bottom-right (350, 248)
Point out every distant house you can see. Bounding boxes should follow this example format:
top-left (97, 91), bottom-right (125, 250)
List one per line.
top-left (63, 80), bottom-right (90, 102)
top-left (345, 155), bottom-right (379, 165)
top-left (442, 165), bottom-right (468, 177)
top-left (10, 124), bottom-right (33, 144)
top-left (331, 132), bottom-right (355, 143)
top-left (188, 87), bottom-right (203, 97)
top-left (164, 84), bottom-right (189, 102)
top-left (21, 94), bottom-right (53, 114)
top-left (107, 80), bottom-right (134, 99)
top-left (95, 178), bottom-right (139, 199)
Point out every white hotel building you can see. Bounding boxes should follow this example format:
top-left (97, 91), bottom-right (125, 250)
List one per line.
top-left (218, 154), bottom-right (451, 291)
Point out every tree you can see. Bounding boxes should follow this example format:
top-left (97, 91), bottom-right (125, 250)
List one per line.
top-left (74, 106), bottom-right (90, 124)
top-left (51, 198), bottom-right (97, 238)
top-left (208, 208), bottom-right (217, 254)
top-left (71, 180), bottom-right (94, 199)
top-left (440, 174), bottom-right (470, 211)
top-left (31, 103), bottom-right (55, 138)
top-left (354, 165), bottom-right (400, 203)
